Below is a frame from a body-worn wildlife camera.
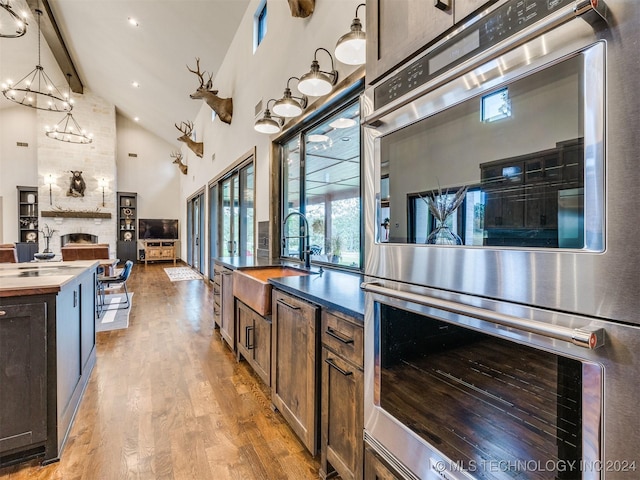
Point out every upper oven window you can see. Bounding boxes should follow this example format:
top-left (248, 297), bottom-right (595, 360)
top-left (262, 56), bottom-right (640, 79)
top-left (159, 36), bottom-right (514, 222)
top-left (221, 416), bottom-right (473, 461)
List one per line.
top-left (379, 46), bottom-right (604, 250)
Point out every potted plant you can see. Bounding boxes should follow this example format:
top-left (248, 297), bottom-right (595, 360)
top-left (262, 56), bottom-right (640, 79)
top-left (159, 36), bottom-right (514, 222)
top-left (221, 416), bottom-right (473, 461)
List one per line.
top-left (40, 224), bottom-right (58, 253)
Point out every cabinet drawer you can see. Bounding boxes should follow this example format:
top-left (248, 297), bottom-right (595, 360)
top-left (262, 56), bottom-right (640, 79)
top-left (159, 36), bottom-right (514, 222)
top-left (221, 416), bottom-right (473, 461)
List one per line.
top-left (321, 310), bottom-right (363, 369)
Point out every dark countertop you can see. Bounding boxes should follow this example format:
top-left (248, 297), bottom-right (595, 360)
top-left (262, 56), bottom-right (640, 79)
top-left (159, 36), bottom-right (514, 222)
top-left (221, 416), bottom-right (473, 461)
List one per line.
top-left (214, 256), bottom-right (365, 321)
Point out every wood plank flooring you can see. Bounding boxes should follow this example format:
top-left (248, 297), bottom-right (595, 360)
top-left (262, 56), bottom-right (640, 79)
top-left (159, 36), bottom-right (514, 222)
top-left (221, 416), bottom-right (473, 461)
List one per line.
top-left (0, 263), bottom-right (320, 480)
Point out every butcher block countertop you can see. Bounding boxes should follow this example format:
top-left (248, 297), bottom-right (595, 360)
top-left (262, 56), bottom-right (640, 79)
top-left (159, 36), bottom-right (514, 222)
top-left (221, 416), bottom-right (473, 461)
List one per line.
top-left (0, 260), bottom-right (99, 297)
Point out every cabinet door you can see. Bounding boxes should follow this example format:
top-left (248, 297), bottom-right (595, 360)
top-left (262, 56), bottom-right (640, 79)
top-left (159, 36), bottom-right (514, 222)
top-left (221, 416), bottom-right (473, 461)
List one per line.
top-left (79, 269), bottom-right (96, 370)
top-left (366, 0), bottom-right (453, 84)
top-left (252, 313), bottom-right (271, 386)
top-left (236, 300), bottom-right (253, 360)
top-left (271, 290), bottom-right (319, 454)
top-left (364, 445), bottom-right (403, 480)
top-left (0, 302), bottom-right (47, 454)
top-left (220, 269), bottom-right (235, 349)
top-left (321, 348), bottom-right (364, 480)
top-left (56, 281), bottom-right (81, 414)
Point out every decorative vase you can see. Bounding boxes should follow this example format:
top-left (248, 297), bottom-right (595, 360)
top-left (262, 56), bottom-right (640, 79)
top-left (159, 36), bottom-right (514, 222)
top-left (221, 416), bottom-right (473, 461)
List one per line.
top-left (44, 237), bottom-right (52, 253)
top-left (426, 224), bottom-right (462, 245)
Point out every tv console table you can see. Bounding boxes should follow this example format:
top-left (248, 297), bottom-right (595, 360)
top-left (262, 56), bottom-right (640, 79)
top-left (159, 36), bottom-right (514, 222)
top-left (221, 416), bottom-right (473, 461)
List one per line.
top-left (142, 240), bottom-right (177, 266)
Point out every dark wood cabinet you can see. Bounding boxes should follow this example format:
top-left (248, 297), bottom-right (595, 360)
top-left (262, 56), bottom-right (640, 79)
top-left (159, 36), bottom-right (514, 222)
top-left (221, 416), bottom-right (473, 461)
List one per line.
top-left (365, 0), bottom-right (497, 84)
top-left (116, 192), bottom-right (137, 262)
top-left (366, 0), bottom-right (453, 84)
top-left (271, 289), bottom-right (320, 454)
top-left (0, 302), bottom-right (47, 456)
top-left (364, 444), bottom-right (403, 480)
top-left (0, 265), bottom-right (96, 466)
top-left (236, 300), bottom-right (271, 386)
top-left (320, 310), bottom-right (364, 480)
top-left (220, 266), bottom-right (235, 349)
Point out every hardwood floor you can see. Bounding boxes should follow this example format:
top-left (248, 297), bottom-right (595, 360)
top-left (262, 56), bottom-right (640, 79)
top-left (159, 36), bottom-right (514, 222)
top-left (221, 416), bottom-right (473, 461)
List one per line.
top-left (0, 263), bottom-right (320, 479)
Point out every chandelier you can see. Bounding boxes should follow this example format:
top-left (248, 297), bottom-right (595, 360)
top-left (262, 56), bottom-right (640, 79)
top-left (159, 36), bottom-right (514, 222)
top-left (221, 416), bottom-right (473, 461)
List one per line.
top-left (1, 6), bottom-right (70, 111)
top-left (0, 0), bottom-right (27, 38)
top-left (45, 74), bottom-right (93, 144)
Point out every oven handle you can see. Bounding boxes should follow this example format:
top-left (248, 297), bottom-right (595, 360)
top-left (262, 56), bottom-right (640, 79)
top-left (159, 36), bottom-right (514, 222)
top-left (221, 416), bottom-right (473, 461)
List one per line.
top-left (361, 282), bottom-right (605, 349)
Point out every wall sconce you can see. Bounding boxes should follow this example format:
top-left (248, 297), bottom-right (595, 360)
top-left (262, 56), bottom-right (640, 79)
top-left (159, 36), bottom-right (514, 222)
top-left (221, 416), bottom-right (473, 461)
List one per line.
top-left (298, 48), bottom-right (339, 97)
top-left (98, 178), bottom-right (108, 207)
top-left (44, 174), bottom-right (54, 205)
top-left (254, 99), bottom-right (284, 134)
top-left (335, 3), bottom-right (366, 65)
top-left (272, 77), bottom-right (308, 118)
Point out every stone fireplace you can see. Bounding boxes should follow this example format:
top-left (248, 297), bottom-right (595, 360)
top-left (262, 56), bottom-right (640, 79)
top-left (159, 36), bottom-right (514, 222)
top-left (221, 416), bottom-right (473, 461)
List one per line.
top-left (36, 89), bottom-right (117, 257)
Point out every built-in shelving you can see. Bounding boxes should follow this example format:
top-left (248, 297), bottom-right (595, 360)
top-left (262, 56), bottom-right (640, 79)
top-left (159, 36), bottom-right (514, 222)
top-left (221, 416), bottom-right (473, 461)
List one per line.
top-left (116, 192), bottom-right (137, 262)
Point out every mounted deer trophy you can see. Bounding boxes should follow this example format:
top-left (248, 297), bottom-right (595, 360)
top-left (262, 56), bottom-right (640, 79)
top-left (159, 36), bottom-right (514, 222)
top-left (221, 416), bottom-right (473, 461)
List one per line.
top-left (187, 58), bottom-right (233, 125)
top-left (175, 121), bottom-right (204, 158)
top-left (171, 152), bottom-right (188, 175)
top-left (287, 0), bottom-right (315, 18)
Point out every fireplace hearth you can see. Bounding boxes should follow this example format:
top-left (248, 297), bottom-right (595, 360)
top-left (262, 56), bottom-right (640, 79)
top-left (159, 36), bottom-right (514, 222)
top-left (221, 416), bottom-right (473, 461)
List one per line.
top-left (61, 233), bottom-right (98, 246)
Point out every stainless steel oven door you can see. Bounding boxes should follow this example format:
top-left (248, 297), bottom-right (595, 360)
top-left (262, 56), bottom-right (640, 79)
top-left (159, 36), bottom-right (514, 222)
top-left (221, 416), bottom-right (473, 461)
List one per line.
top-left (361, 3), bottom-right (640, 324)
top-left (363, 278), bottom-right (640, 480)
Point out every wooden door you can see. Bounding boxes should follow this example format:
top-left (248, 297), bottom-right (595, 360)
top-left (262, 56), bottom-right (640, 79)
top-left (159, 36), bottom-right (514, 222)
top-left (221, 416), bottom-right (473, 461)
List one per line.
top-left (220, 269), bottom-right (235, 349)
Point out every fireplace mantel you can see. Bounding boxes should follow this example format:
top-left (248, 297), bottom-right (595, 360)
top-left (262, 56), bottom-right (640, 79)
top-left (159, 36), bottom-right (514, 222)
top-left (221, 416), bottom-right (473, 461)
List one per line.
top-left (42, 210), bottom-right (112, 219)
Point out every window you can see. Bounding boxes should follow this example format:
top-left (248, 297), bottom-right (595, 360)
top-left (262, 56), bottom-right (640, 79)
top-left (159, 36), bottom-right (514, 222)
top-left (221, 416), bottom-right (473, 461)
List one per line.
top-left (208, 155), bottom-right (254, 263)
top-left (281, 98), bottom-right (362, 269)
top-left (253, 0), bottom-right (267, 52)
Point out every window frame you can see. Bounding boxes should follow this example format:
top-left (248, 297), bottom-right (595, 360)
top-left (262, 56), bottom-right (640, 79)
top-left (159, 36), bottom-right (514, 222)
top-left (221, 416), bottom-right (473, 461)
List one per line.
top-left (253, 0), bottom-right (268, 52)
top-left (277, 92), bottom-right (364, 271)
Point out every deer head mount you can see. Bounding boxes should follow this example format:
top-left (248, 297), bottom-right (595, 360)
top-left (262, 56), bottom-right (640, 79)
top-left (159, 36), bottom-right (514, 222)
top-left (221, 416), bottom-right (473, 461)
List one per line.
top-left (287, 0), bottom-right (315, 18)
top-left (175, 121), bottom-right (204, 158)
top-left (171, 152), bottom-right (188, 175)
top-left (187, 58), bottom-right (233, 125)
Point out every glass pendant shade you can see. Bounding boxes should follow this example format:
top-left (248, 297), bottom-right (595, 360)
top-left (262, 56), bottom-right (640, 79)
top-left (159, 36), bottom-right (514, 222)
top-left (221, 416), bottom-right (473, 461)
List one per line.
top-left (273, 86), bottom-right (306, 117)
top-left (335, 17), bottom-right (366, 65)
top-left (298, 61), bottom-right (335, 96)
top-left (254, 108), bottom-right (282, 134)
top-left (0, 0), bottom-right (28, 38)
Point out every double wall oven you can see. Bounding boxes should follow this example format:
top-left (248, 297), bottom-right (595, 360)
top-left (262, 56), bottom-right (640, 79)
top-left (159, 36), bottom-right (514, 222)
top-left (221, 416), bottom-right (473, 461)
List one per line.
top-left (362, 0), bottom-right (640, 478)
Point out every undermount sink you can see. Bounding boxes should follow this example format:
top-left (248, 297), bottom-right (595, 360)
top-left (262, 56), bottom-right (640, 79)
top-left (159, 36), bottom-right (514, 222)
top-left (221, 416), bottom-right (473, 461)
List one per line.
top-left (233, 266), bottom-right (314, 316)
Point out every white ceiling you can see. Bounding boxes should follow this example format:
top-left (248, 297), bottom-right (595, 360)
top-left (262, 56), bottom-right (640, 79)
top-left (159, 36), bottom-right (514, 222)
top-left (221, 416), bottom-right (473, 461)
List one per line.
top-left (0, 0), bottom-right (250, 147)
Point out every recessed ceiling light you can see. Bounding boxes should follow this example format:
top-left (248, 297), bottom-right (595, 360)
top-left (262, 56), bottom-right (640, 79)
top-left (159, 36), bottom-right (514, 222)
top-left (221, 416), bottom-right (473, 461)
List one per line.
top-left (329, 117), bottom-right (356, 129)
top-left (128, 17), bottom-right (139, 27)
top-left (134, 117), bottom-right (139, 122)
top-left (131, 81), bottom-right (140, 88)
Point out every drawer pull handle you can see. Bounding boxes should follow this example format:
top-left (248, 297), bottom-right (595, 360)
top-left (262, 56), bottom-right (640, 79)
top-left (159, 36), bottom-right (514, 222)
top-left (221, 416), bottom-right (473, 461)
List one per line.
top-left (277, 299), bottom-right (300, 310)
top-left (245, 325), bottom-right (255, 349)
top-left (325, 358), bottom-right (353, 376)
top-left (326, 326), bottom-right (354, 344)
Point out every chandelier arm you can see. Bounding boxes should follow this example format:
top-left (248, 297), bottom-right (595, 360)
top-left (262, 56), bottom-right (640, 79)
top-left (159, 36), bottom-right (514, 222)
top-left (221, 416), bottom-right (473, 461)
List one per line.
top-left (355, 3), bottom-right (365, 19)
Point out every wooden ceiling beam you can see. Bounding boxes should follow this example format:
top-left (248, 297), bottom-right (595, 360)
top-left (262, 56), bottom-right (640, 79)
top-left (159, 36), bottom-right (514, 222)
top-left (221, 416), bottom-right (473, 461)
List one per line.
top-left (26, 0), bottom-right (83, 94)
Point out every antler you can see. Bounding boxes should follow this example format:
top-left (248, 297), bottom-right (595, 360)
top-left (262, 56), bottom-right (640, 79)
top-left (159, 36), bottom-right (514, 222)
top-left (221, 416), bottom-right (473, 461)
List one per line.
top-left (170, 151), bottom-right (183, 163)
top-left (175, 121), bottom-right (194, 136)
top-left (187, 58), bottom-right (205, 87)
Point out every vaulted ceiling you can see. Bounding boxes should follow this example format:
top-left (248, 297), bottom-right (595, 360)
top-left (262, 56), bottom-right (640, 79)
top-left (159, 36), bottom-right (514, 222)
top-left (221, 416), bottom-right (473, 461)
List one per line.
top-left (0, 0), bottom-right (250, 147)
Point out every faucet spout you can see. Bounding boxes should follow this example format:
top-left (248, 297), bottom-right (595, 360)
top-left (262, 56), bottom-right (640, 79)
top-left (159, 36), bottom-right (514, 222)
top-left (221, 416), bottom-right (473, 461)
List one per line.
top-left (282, 211), bottom-right (311, 269)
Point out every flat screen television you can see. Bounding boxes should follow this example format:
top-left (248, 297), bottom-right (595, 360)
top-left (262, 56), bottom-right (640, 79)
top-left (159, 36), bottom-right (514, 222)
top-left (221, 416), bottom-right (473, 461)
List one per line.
top-left (139, 219), bottom-right (179, 240)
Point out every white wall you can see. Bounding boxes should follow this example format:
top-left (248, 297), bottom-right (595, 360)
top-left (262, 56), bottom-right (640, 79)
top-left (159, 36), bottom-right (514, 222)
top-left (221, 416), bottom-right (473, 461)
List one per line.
top-left (0, 106), bottom-right (38, 243)
top-left (116, 114), bottom-right (180, 220)
top-left (178, 0), bottom-right (365, 274)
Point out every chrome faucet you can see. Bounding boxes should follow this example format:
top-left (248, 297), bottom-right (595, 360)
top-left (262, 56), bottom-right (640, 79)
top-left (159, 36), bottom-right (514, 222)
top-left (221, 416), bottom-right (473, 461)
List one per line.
top-left (282, 210), bottom-right (311, 269)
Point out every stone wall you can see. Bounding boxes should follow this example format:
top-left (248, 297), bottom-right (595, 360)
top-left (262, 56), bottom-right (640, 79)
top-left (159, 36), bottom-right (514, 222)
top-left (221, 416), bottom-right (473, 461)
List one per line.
top-left (37, 89), bottom-right (117, 257)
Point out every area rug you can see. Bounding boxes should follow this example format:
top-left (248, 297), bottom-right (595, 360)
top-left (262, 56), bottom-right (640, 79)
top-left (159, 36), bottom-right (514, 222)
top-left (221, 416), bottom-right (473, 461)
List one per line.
top-left (97, 293), bottom-right (133, 332)
top-left (164, 267), bottom-right (203, 282)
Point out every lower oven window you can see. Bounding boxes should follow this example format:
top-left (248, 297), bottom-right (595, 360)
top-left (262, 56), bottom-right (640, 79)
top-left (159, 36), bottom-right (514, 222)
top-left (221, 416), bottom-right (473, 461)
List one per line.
top-left (379, 303), bottom-right (593, 479)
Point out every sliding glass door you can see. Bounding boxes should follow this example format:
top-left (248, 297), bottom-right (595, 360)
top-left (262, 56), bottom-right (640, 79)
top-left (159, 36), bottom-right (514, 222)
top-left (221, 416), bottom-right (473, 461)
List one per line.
top-left (187, 190), bottom-right (205, 273)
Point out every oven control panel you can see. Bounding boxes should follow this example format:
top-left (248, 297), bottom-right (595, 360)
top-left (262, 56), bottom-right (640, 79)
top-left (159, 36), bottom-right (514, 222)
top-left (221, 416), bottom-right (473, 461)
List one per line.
top-left (374, 0), bottom-right (574, 109)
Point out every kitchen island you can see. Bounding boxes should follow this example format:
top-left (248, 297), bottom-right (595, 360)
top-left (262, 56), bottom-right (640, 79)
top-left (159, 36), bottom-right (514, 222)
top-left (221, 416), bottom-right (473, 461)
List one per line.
top-left (0, 261), bottom-right (98, 466)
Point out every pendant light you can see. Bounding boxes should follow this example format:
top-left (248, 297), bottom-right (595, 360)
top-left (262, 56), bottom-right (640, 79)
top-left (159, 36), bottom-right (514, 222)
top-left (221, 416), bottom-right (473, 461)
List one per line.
top-left (297, 48), bottom-right (338, 97)
top-left (44, 74), bottom-right (93, 144)
top-left (1, 5), bottom-right (69, 110)
top-left (0, 0), bottom-right (28, 38)
top-left (254, 99), bottom-right (283, 134)
top-left (334, 3), bottom-right (366, 65)
top-left (272, 77), bottom-right (308, 118)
